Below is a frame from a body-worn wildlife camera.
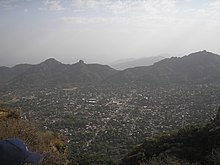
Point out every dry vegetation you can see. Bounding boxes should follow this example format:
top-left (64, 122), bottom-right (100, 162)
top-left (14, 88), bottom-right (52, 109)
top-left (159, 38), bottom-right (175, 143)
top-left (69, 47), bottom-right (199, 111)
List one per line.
top-left (0, 105), bottom-right (69, 165)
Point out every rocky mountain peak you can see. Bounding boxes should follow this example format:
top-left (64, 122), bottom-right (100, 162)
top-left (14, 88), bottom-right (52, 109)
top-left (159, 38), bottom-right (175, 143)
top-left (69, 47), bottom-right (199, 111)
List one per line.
top-left (40, 58), bottom-right (62, 66)
top-left (78, 60), bottom-right (85, 64)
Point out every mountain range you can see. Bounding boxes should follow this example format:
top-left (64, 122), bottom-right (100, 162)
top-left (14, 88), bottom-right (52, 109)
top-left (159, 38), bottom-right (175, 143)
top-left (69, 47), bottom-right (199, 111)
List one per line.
top-left (111, 56), bottom-right (165, 70)
top-left (106, 50), bottom-right (220, 84)
top-left (1, 50), bottom-right (220, 87)
top-left (0, 59), bottom-right (117, 86)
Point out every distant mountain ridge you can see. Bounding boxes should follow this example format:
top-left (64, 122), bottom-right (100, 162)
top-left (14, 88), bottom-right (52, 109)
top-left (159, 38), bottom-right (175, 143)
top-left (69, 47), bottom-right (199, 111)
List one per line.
top-left (106, 50), bottom-right (220, 84)
top-left (1, 50), bottom-right (220, 87)
top-left (0, 59), bottom-right (117, 86)
top-left (111, 56), bottom-right (165, 70)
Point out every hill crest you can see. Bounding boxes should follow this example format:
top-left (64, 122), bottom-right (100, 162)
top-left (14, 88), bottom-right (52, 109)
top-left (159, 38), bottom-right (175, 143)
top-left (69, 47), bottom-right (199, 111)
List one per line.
top-left (106, 50), bottom-right (220, 84)
top-left (0, 58), bottom-right (117, 86)
top-left (1, 51), bottom-right (220, 86)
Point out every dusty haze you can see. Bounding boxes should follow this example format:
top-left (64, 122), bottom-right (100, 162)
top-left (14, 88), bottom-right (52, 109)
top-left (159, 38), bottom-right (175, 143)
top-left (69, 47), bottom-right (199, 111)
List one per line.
top-left (0, 0), bottom-right (220, 66)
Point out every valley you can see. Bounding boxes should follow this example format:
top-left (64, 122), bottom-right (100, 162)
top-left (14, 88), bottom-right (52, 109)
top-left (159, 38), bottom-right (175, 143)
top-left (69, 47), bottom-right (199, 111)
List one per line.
top-left (1, 83), bottom-right (219, 161)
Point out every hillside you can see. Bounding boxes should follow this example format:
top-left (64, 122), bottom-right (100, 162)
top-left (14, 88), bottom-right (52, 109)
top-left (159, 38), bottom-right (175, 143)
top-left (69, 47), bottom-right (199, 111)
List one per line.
top-left (111, 56), bottom-right (165, 70)
top-left (0, 59), bottom-right (117, 87)
top-left (121, 106), bottom-right (220, 165)
top-left (106, 50), bottom-right (220, 84)
top-left (0, 105), bottom-right (69, 165)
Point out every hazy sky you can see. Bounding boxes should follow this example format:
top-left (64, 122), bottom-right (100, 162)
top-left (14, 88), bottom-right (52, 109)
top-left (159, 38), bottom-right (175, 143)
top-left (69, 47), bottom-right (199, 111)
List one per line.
top-left (1, 0), bottom-right (220, 66)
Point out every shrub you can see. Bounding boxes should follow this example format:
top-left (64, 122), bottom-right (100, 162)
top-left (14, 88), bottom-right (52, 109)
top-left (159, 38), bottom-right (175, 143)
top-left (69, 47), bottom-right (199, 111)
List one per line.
top-left (141, 156), bottom-right (198, 165)
top-left (210, 148), bottom-right (220, 165)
